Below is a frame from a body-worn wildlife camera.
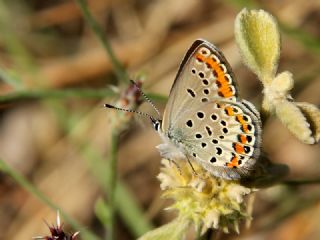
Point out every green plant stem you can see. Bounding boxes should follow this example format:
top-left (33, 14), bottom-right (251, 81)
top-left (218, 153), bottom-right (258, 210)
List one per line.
top-left (0, 68), bottom-right (24, 89)
top-left (283, 178), bottom-right (320, 185)
top-left (0, 89), bottom-right (167, 105)
top-left (0, 159), bottom-right (101, 240)
top-left (82, 145), bottom-right (153, 237)
top-left (0, 2), bottom-right (36, 74)
top-left (74, 0), bottom-right (128, 84)
top-left (107, 131), bottom-right (119, 240)
top-left (0, 88), bottom-right (116, 104)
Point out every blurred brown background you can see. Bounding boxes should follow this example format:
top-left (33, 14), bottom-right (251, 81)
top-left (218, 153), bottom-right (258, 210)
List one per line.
top-left (0, 0), bottom-right (319, 239)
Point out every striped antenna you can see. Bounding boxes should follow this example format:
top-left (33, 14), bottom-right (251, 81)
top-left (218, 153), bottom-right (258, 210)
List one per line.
top-left (130, 80), bottom-right (161, 118)
top-left (104, 104), bottom-right (155, 121)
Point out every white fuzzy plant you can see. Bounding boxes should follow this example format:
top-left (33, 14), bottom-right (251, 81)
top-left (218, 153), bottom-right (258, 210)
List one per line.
top-left (235, 9), bottom-right (319, 144)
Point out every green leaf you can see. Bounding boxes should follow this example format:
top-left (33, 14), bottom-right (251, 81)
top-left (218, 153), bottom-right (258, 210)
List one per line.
top-left (95, 198), bottom-right (112, 226)
top-left (0, 68), bottom-right (23, 89)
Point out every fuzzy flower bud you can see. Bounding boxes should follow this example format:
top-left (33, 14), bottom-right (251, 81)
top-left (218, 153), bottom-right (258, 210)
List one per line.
top-left (140, 159), bottom-right (255, 240)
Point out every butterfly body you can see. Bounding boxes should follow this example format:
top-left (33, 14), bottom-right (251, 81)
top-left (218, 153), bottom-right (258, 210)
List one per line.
top-left (154, 39), bottom-right (262, 180)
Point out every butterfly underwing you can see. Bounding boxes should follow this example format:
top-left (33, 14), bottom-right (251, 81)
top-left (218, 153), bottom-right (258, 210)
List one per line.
top-left (155, 39), bottom-right (262, 180)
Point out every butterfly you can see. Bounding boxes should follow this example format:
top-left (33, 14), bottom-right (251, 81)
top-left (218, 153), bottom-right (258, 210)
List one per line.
top-left (106, 39), bottom-right (262, 180)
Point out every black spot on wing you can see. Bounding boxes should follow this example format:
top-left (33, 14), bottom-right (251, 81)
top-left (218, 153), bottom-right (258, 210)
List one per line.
top-left (187, 88), bottom-right (195, 98)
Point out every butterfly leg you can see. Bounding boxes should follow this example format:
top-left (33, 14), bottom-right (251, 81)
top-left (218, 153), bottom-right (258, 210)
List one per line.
top-left (166, 158), bottom-right (182, 175)
top-left (186, 155), bottom-right (208, 180)
top-left (186, 156), bottom-right (198, 175)
top-left (157, 142), bottom-right (185, 175)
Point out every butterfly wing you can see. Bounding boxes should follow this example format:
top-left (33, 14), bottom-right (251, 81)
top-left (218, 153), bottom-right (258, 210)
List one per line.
top-left (162, 39), bottom-right (238, 131)
top-left (166, 100), bottom-right (261, 179)
top-left (161, 39), bottom-right (261, 179)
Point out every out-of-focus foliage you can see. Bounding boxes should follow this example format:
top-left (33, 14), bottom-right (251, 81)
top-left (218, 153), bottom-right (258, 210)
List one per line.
top-left (0, 1), bottom-right (319, 240)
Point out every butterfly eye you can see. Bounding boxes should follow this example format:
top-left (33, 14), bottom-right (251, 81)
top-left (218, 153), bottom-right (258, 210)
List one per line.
top-left (153, 121), bottom-right (161, 131)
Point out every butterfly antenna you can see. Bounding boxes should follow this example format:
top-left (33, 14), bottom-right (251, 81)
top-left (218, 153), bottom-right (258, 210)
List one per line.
top-left (104, 104), bottom-right (156, 121)
top-left (130, 80), bottom-right (161, 118)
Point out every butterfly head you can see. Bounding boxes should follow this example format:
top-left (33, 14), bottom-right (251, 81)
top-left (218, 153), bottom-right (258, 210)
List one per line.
top-left (151, 117), bottom-right (162, 132)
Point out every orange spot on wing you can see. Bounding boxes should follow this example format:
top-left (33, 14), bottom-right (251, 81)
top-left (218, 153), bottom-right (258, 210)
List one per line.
top-left (196, 54), bottom-right (205, 62)
top-left (218, 87), bottom-right (233, 98)
top-left (227, 155), bottom-right (239, 168)
top-left (239, 134), bottom-right (247, 144)
top-left (195, 53), bottom-right (234, 98)
top-left (234, 143), bottom-right (244, 154)
top-left (236, 115), bottom-right (249, 133)
top-left (225, 106), bottom-right (234, 116)
top-left (205, 57), bottom-right (215, 68)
